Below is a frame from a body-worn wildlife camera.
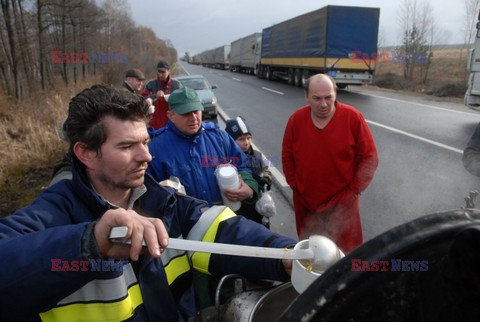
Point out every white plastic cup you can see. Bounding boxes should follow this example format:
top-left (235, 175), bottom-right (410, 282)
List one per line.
top-left (215, 165), bottom-right (241, 211)
top-left (291, 238), bottom-right (344, 294)
top-left (291, 240), bottom-right (322, 294)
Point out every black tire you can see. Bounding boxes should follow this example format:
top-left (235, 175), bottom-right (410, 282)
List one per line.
top-left (279, 209), bottom-right (480, 322)
top-left (257, 65), bottom-right (264, 78)
top-left (301, 70), bottom-right (309, 88)
top-left (294, 69), bottom-right (302, 87)
top-left (287, 68), bottom-right (294, 85)
top-left (265, 66), bottom-right (272, 80)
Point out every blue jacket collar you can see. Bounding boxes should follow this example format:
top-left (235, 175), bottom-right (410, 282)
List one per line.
top-left (70, 157), bottom-right (176, 219)
top-left (166, 120), bottom-right (205, 140)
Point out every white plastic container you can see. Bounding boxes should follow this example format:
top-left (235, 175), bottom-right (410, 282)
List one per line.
top-left (291, 237), bottom-right (344, 294)
top-left (215, 165), bottom-right (241, 211)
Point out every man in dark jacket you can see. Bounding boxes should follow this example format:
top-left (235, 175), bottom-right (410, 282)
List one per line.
top-left (123, 68), bottom-right (146, 93)
top-left (0, 84), bottom-right (295, 321)
top-left (141, 60), bottom-right (182, 129)
top-left (463, 123), bottom-right (480, 177)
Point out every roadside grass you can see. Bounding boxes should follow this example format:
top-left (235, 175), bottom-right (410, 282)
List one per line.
top-left (373, 47), bottom-right (468, 97)
top-left (0, 79), bottom-right (99, 216)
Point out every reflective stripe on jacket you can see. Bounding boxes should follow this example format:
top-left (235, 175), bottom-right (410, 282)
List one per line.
top-left (0, 162), bottom-right (294, 321)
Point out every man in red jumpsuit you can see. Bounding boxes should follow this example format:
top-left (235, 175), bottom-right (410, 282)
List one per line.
top-left (141, 60), bottom-right (182, 129)
top-left (282, 74), bottom-right (378, 253)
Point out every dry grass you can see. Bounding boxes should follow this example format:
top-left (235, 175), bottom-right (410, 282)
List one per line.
top-left (373, 47), bottom-right (469, 95)
top-left (0, 78), bottom-right (100, 182)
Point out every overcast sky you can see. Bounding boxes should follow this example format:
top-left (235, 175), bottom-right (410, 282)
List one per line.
top-left (128, 0), bottom-right (466, 57)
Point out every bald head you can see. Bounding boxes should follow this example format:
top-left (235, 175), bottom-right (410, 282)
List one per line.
top-left (305, 74), bottom-right (337, 121)
top-left (305, 74), bottom-right (337, 95)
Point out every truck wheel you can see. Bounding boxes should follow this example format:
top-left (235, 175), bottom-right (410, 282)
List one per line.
top-left (257, 65), bottom-right (264, 78)
top-left (301, 70), bottom-right (309, 88)
top-left (337, 84), bottom-right (348, 89)
top-left (265, 67), bottom-right (272, 80)
top-left (287, 68), bottom-right (294, 85)
top-left (294, 69), bottom-right (302, 87)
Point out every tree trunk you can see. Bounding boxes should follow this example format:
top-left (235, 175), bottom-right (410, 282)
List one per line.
top-left (37, 0), bottom-right (45, 90)
top-left (61, 0), bottom-right (68, 86)
top-left (12, 0), bottom-right (34, 94)
top-left (1, 0), bottom-right (20, 99)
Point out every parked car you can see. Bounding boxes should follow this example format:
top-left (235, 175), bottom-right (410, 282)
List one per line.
top-left (175, 75), bottom-right (218, 121)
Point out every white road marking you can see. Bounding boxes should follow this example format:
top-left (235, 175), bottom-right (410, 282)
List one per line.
top-left (232, 78), bottom-right (241, 82)
top-left (366, 120), bottom-right (463, 154)
top-left (262, 87), bottom-right (284, 95)
top-left (356, 92), bottom-right (480, 117)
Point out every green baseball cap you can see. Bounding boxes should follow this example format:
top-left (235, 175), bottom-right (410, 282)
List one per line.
top-left (168, 87), bottom-right (204, 114)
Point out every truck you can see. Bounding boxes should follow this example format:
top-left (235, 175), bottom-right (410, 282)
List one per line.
top-left (201, 49), bottom-right (215, 68)
top-left (465, 10), bottom-right (480, 110)
top-left (257, 5), bottom-right (380, 88)
top-left (229, 33), bottom-right (262, 75)
top-left (213, 45), bottom-right (231, 70)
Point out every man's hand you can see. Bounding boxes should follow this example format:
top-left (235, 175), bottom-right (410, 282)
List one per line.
top-left (282, 259), bottom-right (292, 276)
top-left (94, 209), bottom-right (169, 261)
top-left (223, 177), bottom-right (254, 202)
top-left (155, 90), bottom-right (165, 98)
top-left (145, 97), bottom-right (153, 106)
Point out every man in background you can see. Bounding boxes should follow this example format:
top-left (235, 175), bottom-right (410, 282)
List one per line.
top-left (282, 74), bottom-right (378, 253)
top-left (141, 60), bottom-right (182, 129)
top-left (463, 123), bottom-right (480, 177)
top-left (123, 68), bottom-right (146, 93)
top-left (147, 87), bottom-right (258, 208)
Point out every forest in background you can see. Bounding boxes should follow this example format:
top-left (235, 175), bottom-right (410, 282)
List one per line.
top-left (0, 0), bottom-right (178, 216)
top-left (0, 0), bottom-right (177, 100)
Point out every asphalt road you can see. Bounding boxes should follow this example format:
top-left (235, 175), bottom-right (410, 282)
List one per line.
top-left (179, 62), bottom-right (480, 242)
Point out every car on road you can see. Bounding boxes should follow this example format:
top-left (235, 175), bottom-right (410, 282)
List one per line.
top-left (176, 75), bottom-right (218, 121)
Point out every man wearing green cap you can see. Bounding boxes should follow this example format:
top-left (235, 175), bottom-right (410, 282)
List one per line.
top-left (147, 87), bottom-right (261, 308)
top-left (147, 87), bottom-right (258, 206)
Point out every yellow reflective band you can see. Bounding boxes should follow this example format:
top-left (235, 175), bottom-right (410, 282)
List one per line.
top-left (164, 253), bottom-right (190, 285)
top-left (260, 57), bottom-right (376, 70)
top-left (40, 283), bottom-right (143, 322)
top-left (192, 207), bottom-right (236, 274)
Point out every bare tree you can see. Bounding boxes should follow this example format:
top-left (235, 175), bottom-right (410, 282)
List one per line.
top-left (0, 0), bottom-right (178, 99)
top-left (1, 0), bottom-right (21, 98)
top-left (397, 0), bottom-right (439, 84)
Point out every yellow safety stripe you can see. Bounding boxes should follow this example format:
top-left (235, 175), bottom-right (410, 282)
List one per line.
top-left (260, 57), bottom-right (376, 70)
top-left (164, 253), bottom-right (190, 285)
top-left (192, 207), bottom-right (236, 274)
top-left (40, 283), bottom-right (143, 322)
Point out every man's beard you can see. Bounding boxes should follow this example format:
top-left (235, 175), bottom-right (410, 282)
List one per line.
top-left (98, 171), bottom-right (143, 190)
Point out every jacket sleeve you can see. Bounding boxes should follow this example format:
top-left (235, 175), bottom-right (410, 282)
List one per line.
top-left (0, 191), bottom-right (101, 319)
top-left (349, 113), bottom-right (379, 194)
top-left (282, 115), bottom-right (297, 190)
top-left (141, 79), bottom-right (157, 101)
top-left (186, 206), bottom-right (295, 281)
top-left (171, 79), bottom-right (183, 92)
top-left (463, 123), bottom-right (480, 177)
